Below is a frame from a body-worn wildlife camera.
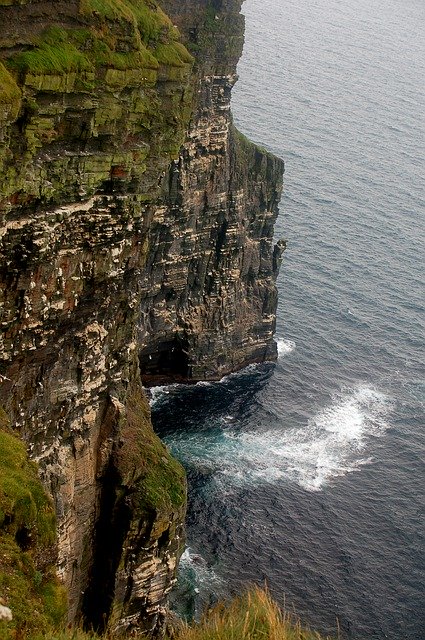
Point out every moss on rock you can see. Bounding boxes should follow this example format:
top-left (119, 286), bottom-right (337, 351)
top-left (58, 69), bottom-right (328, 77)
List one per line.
top-left (4, 1), bottom-right (192, 84)
top-left (118, 385), bottom-right (186, 514)
top-left (154, 41), bottom-right (194, 67)
top-left (0, 62), bottom-right (21, 122)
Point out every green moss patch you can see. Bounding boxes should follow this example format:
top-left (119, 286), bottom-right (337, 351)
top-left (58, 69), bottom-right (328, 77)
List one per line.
top-left (0, 430), bottom-right (56, 542)
top-left (81, 0), bottom-right (177, 45)
top-left (80, 0), bottom-right (135, 23)
top-left (83, 32), bottom-right (159, 71)
top-left (5, 6), bottom-right (192, 82)
top-left (0, 534), bottom-right (67, 639)
top-left (0, 62), bottom-right (21, 120)
top-left (123, 0), bottom-right (177, 44)
top-left (154, 42), bottom-right (194, 67)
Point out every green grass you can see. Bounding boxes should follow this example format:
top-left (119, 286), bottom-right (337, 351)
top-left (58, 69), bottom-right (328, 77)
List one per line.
top-left (87, 36), bottom-right (158, 70)
top-left (31, 633), bottom-right (98, 640)
top-left (0, 535), bottom-right (67, 639)
top-left (123, 0), bottom-right (177, 44)
top-left (80, 0), bottom-right (181, 48)
top-left (154, 42), bottom-right (194, 67)
top-left (7, 27), bottom-right (93, 76)
top-left (5, 2), bottom-right (193, 79)
top-left (0, 430), bottom-right (56, 543)
top-left (80, 0), bottom-right (135, 22)
top-left (21, 587), bottom-right (333, 640)
top-left (0, 409), bottom-right (67, 639)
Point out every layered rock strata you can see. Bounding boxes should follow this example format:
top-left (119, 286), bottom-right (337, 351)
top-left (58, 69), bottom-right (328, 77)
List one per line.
top-left (139, 0), bottom-right (285, 384)
top-left (0, 0), bottom-right (284, 633)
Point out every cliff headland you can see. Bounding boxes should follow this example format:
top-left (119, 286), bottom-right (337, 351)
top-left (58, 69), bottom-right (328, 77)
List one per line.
top-left (0, 0), bottom-right (284, 636)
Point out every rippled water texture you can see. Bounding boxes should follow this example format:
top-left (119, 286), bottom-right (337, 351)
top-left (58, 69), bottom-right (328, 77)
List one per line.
top-left (152, 0), bottom-right (425, 637)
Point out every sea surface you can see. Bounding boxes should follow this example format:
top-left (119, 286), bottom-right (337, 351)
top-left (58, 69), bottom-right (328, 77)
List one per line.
top-left (151, 0), bottom-right (425, 638)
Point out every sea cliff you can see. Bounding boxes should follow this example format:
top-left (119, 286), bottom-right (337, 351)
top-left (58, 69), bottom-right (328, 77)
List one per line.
top-left (0, 0), bottom-right (284, 635)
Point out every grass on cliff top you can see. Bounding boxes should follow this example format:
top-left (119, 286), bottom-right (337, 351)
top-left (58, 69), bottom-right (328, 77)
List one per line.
top-left (7, 26), bottom-right (94, 76)
top-left (171, 587), bottom-right (334, 640)
top-left (5, 0), bottom-right (193, 79)
top-left (80, 0), bottom-right (179, 45)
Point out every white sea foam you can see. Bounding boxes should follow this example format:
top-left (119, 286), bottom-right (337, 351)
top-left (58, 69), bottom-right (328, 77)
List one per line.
top-left (277, 338), bottom-right (296, 357)
top-left (218, 363), bottom-right (261, 384)
top-left (179, 547), bottom-right (223, 589)
top-left (167, 384), bottom-right (392, 492)
top-left (149, 384), bottom-right (182, 407)
top-left (227, 384), bottom-right (391, 491)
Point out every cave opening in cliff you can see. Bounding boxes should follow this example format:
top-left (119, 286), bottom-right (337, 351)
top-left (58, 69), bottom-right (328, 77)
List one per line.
top-left (139, 335), bottom-right (190, 385)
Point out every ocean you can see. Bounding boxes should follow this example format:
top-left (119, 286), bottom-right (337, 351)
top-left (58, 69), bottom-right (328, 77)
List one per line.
top-left (151, 0), bottom-right (425, 637)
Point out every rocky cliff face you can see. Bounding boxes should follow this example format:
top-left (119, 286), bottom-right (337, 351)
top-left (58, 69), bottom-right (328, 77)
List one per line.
top-left (0, 0), bottom-right (284, 634)
top-left (139, 0), bottom-right (285, 384)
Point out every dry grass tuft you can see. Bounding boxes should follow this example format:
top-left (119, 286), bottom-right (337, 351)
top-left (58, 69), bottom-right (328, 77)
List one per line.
top-left (169, 587), bottom-right (333, 640)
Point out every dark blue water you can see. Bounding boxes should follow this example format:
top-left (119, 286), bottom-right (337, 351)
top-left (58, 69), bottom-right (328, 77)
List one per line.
top-left (152, 0), bottom-right (425, 638)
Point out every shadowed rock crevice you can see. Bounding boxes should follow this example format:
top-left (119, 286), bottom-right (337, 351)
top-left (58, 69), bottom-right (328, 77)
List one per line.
top-left (82, 459), bottom-right (132, 633)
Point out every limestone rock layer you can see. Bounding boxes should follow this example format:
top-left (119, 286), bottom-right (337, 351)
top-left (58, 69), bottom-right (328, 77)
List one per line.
top-left (0, 0), bottom-right (284, 633)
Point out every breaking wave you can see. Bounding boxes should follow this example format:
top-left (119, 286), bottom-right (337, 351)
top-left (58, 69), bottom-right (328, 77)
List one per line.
top-left (165, 384), bottom-right (392, 492)
top-left (277, 338), bottom-right (297, 357)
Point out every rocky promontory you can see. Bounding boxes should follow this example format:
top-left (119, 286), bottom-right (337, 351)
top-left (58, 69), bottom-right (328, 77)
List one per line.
top-left (0, 0), bottom-right (284, 636)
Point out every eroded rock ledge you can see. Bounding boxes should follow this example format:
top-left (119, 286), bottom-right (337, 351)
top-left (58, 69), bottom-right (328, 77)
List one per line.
top-left (0, 0), bottom-right (284, 634)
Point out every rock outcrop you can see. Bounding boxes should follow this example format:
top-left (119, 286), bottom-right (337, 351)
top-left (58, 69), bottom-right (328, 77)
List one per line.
top-left (0, 0), bottom-right (284, 634)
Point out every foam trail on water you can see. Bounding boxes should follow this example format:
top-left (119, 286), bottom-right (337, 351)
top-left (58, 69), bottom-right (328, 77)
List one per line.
top-left (165, 384), bottom-right (392, 492)
top-left (232, 385), bottom-right (391, 490)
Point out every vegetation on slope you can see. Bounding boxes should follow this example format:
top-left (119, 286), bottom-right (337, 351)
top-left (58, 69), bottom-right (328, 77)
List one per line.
top-left (171, 587), bottom-right (333, 640)
top-left (118, 384), bottom-right (186, 513)
top-left (0, 407), bottom-right (67, 640)
top-left (0, 0), bottom-right (195, 206)
top-left (0, 62), bottom-right (21, 120)
top-left (22, 587), bottom-right (332, 640)
top-left (5, 0), bottom-right (194, 82)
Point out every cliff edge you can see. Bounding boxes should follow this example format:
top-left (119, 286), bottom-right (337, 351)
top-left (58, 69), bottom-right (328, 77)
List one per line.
top-left (0, 0), bottom-right (284, 634)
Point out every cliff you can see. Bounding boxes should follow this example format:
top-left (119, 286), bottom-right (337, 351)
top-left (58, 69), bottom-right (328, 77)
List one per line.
top-left (0, 0), bottom-right (284, 635)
